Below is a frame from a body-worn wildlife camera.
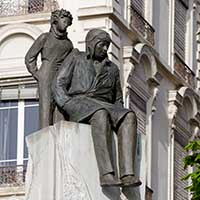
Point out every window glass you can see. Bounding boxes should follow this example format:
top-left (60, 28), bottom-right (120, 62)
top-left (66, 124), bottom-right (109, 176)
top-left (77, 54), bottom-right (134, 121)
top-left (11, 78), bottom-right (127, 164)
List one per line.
top-left (0, 100), bottom-right (17, 108)
top-left (25, 99), bottom-right (38, 106)
top-left (0, 101), bottom-right (18, 162)
top-left (0, 160), bottom-right (17, 167)
top-left (24, 100), bottom-right (39, 158)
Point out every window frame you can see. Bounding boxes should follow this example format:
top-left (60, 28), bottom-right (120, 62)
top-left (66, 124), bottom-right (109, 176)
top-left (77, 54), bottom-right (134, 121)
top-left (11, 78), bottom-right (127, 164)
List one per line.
top-left (0, 86), bottom-right (39, 167)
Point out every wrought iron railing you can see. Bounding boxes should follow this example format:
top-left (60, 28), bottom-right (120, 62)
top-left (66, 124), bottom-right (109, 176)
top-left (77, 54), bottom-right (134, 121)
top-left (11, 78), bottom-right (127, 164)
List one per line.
top-left (0, 0), bottom-right (59, 17)
top-left (174, 53), bottom-right (195, 88)
top-left (130, 5), bottom-right (155, 45)
top-left (0, 165), bottom-right (27, 187)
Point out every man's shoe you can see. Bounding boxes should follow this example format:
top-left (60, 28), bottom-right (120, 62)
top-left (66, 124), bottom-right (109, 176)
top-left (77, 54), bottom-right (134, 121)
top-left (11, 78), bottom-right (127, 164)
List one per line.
top-left (120, 175), bottom-right (142, 187)
top-left (100, 173), bottom-right (121, 187)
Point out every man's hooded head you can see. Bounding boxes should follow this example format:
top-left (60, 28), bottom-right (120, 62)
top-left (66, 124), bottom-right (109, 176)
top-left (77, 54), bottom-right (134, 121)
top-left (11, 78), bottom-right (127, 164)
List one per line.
top-left (86, 29), bottom-right (111, 59)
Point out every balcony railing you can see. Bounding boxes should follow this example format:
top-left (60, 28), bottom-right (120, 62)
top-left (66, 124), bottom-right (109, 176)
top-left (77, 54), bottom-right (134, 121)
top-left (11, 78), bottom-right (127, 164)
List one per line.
top-left (0, 165), bottom-right (26, 187)
top-left (0, 0), bottom-right (59, 17)
top-left (174, 53), bottom-right (195, 88)
top-left (130, 5), bottom-right (155, 45)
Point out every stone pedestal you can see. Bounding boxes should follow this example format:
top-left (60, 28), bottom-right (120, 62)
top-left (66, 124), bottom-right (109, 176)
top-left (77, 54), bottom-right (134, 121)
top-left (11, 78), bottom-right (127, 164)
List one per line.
top-left (25, 121), bottom-right (145, 200)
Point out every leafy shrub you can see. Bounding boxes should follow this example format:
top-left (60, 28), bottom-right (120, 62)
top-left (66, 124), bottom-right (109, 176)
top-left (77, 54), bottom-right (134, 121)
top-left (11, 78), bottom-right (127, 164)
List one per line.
top-left (182, 140), bottom-right (200, 200)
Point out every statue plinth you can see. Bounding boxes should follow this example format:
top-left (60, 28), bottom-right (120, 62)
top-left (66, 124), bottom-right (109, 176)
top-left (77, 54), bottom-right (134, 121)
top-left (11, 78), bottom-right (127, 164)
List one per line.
top-left (25, 121), bottom-right (143, 200)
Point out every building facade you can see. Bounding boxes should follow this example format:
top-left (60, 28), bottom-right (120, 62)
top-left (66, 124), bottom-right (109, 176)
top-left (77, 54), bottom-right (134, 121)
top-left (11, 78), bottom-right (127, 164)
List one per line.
top-left (0, 0), bottom-right (200, 199)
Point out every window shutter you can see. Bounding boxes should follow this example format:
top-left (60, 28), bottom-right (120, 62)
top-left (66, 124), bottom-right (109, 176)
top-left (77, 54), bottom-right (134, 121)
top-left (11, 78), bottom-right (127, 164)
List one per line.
top-left (1, 88), bottom-right (38, 100)
top-left (174, 140), bottom-right (189, 200)
top-left (131, 0), bottom-right (144, 16)
top-left (131, 103), bottom-right (146, 135)
top-left (174, 0), bottom-right (188, 60)
top-left (129, 89), bottom-right (146, 135)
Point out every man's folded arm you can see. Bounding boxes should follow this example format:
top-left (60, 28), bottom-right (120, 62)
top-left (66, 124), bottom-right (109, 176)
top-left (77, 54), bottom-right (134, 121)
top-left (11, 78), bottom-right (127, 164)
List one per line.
top-left (52, 49), bottom-right (78, 108)
top-left (114, 69), bottom-right (124, 107)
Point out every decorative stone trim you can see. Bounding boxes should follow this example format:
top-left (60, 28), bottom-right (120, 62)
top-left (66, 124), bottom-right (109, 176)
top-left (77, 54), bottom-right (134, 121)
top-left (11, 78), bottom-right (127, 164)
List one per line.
top-left (77, 4), bottom-right (154, 47)
top-left (0, 23), bottom-right (43, 81)
top-left (168, 86), bottom-right (200, 200)
top-left (123, 43), bottom-right (161, 197)
top-left (134, 43), bottom-right (159, 82)
top-left (0, 186), bottom-right (24, 197)
top-left (168, 87), bottom-right (200, 127)
top-left (0, 23), bottom-right (43, 42)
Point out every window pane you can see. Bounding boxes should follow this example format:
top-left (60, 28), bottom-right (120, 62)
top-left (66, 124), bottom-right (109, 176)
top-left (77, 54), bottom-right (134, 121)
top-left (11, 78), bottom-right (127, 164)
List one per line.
top-left (0, 160), bottom-right (17, 167)
top-left (0, 100), bottom-right (17, 108)
top-left (0, 101), bottom-right (18, 161)
top-left (24, 101), bottom-right (39, 158)
top-left (25, 99), bottom-right (38, 106)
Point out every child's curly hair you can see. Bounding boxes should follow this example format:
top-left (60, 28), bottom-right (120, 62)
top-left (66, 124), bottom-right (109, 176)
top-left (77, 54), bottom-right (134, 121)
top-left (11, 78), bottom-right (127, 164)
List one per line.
top-left (51, 9), bottom-right (73, 26)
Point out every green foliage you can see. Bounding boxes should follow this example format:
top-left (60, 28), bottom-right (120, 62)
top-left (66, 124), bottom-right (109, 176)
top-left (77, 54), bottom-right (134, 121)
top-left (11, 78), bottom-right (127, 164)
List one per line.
top-left (182, 140), bottom-right (200, 200)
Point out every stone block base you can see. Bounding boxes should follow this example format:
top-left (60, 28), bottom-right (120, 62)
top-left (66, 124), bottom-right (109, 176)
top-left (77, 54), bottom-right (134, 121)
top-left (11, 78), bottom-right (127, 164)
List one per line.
top-left (25, 121), bottom-right (143, 200)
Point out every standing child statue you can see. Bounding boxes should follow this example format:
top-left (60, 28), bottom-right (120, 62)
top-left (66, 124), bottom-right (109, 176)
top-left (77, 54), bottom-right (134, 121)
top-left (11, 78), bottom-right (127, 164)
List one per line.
top-left (25, 9), bottom-right (73, 128)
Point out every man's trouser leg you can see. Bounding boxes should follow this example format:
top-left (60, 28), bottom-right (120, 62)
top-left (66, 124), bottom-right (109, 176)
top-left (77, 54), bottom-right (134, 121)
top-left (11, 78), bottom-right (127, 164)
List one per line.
top-left (90, 109), bottom-right (114, 177)
top-left (117, 112), bottom-right (137, 178)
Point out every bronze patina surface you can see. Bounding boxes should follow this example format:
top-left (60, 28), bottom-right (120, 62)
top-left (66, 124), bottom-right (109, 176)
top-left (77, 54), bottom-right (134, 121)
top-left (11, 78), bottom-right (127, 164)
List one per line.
top-left (52, 28), bottom-right (141, 187)
top-left (25, 9), bottom-right (73, 128)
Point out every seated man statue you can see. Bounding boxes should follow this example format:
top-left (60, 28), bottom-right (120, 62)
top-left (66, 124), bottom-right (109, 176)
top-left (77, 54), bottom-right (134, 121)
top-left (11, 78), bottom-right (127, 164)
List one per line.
top-left (52, 28), bottom-right (142, 187)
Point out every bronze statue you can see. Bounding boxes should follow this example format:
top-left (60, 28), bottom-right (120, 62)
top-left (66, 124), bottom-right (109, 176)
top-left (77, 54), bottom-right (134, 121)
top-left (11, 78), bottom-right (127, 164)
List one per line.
top-left (25, 9), bottom-right (73, 128)
top-left (52, 28), bottom-right (141, 187)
